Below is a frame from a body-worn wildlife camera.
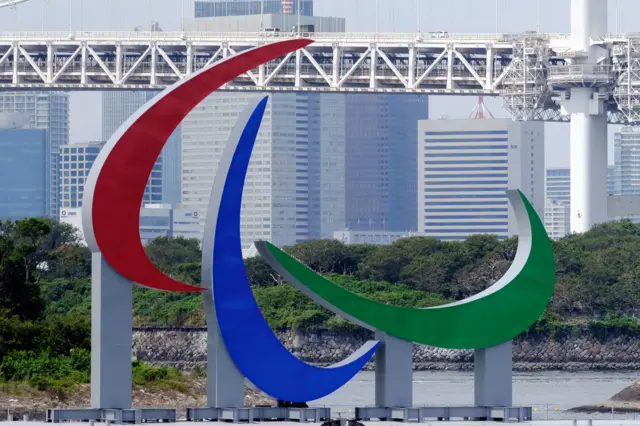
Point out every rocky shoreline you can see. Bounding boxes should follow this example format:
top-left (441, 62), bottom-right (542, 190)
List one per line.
top-left (132, 328), bottom-right (640, 371)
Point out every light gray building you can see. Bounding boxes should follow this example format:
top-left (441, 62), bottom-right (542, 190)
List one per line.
top-left (546, 168), bottom-right (570, 205)
top-left (0, 92), bottom-right (69, 218)
top-left (102, 91), bottom-right (181, 206)
top-left (333, 230), bottom-right (415, 246)
top-left (544, 167), bottom-right (570, 239)
top-left (613, 127), bottom-right (640, 222)
top-left (417, 118), bottom-right (544, 241)
top-left (544, 199), bottom-right (570, 240)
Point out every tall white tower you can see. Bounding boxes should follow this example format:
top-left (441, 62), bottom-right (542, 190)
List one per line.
top-left (565, 0), bottom-right (609, 233)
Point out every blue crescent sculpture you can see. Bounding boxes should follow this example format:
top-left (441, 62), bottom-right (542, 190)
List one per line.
top-left (203, 96), bottom-right (379, 403)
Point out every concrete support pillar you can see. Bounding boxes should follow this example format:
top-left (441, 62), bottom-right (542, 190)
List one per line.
top-left (204, 292), bottom-right (245, 408)
top-left (571, 0), bottom-right (607, 56)
top-left (374, 331), bottom-right (413, 408)
top-left (568, 88), bottom-right (608, 233)
top-left (474, 340), bottom-right (513, 407)
top-left (90, 253), bottom-right (132, 409)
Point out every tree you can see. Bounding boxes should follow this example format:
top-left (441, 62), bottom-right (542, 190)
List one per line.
top-left (0, 219), bottom-right (49, 320)
top-left (245, 256), bottom-right (283, 287)
top-left (145, 236), bottom-right (202, 275)
top-left (284, 239), bottom-right (358, 275)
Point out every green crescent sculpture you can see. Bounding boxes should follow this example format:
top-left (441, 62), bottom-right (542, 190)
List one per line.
top-left (255, 190), bottom-right (555, 350)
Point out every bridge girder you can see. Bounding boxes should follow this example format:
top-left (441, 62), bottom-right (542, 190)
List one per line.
top-left (0, 31), bottom-right (636, 124)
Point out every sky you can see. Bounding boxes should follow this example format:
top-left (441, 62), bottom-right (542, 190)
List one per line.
top-left (0, 0), bottom-right (638, 167)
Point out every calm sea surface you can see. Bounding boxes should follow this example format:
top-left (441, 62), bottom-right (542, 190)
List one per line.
top-left (310, 371), bottom-right (640, 420)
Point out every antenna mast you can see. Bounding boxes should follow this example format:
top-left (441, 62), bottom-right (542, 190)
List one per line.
top-left (468, 96), bottom-right (495, 119)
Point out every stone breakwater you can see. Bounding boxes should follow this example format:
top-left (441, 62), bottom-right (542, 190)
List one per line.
top-left (132, 328), bottom-right (640, 371)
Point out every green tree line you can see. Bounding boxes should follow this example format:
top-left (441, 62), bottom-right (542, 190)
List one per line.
top-left (2, 217), bottom-right (640, 389)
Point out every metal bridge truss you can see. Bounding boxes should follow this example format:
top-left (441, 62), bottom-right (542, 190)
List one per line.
top-left (0, 31), bottom-right (639, 124)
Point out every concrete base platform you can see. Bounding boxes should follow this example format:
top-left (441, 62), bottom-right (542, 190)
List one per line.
top-left (186, 407), bottom-right (331, 423)
top-left (46, 408), bottom-right (176, 424)
top-left (354, 406), bottom-right (532, 422)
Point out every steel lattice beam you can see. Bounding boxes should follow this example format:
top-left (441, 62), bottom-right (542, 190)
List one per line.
top-left (0, 31), bottom-right (636, 124)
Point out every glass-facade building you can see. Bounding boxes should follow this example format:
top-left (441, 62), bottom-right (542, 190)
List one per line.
top-left (0, 128), bottom-right (47, 220)
top-left (182, 92), bottom-right (343, 248)
top-left (182, 93), bottom-right (428, 247)
top-left (345, 95), bottom-right (428, 232)
top-left (102, 91), bottom-right (181, 206)
top-left (0, 92), bottom-right (69, 218)
top-left (417, 118), bottom-right (544, 241)
top-left (60, 141), bottom-right (164, 209)
top-left (60, 142), bottom-right (103, 209)
top-left (195, 0), bottom-right (313, 17)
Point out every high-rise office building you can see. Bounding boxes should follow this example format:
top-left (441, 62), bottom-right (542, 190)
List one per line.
top-left (60, 141), bottom-right (164, 211)
top-left (102, 91), bottom-right (181, 206)
top-left (613, 127), bottom-right (640, 222)
top-left (184, 2), bottom-right (424, 244)
top-left (0, 125), bottom-right (47, 220)
top-left (545, 167), bottom-right (570, 238)
top-left (546, 168), bottom-right (570, 205)
top-left (345, 95), bottom-right (428, 232)
top-left (60, 142), bottom-right (104, 210)
top-left (183, 93), bottom-right (345, 248)
top-left (183, 92), bottom-right (428, 247)
top-left (417, 118), bottom-right (544, 241)
top-left (0, 92), bottom-right (69, 218)
top-left (544, 199), bottom-right (570, 240)
top-left (194, 0), bottom-right (313, 18)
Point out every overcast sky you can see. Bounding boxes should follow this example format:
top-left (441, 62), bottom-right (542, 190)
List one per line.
top-left (0, 0), bottom-right (638, 167)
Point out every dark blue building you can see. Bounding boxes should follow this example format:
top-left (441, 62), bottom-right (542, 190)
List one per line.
top-left (195, 0), bottom-right (313, 17)
top-left (0, 128), bottom-right (47, 220)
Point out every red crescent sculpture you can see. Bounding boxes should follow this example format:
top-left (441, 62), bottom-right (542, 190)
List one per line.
top-left (82, 39), bottom-right (313, 292)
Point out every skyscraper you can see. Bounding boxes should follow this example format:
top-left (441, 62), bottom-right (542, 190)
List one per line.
top-left (417, 118), bottom-right (544, 240)
top-left (185, 0), bottom-right (424, 244)
top-left (102, 91), bottom-right (181, 206)
top-left (545, 167), bottom-right (570, 239)
top-left (345, 95), bottom-right (429, 233)
top-left (613, 127), bottom-right (640, 222)
top-left (0, 92), bottom-right (69, 218)
top-left (194, 0), bottom-right (313, 17)
top-left (0, 125), bottom-right (47, 220)
top-left (182, 93), bottom-right (345, 248)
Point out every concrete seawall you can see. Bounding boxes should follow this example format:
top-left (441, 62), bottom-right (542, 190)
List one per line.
top-left (132, 328), bottom-right (640, 371)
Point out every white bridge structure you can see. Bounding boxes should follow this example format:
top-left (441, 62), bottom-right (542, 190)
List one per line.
top-left (0, 0), bottom-right (636, 233)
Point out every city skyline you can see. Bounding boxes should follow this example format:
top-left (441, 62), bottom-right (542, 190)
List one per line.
top-left (0, 0), bottom-right (636, 169)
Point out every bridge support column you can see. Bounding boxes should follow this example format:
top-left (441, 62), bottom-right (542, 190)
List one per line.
top-left (90, 253), bottom-right (132, 409)
top-left (568, 88), bottom-right (608, 233)
top-left (374, 331), bottom-right (413, 408)
top-left (474, 340), bottom-right (512, 407)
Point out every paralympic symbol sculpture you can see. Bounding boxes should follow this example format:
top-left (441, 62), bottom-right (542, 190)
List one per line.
top-left (81, 38), bottom-right (556, 409)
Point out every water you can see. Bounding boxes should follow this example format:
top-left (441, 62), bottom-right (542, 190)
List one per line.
top-left (311, 371), bottom-right (640, 420)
